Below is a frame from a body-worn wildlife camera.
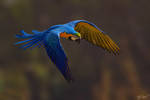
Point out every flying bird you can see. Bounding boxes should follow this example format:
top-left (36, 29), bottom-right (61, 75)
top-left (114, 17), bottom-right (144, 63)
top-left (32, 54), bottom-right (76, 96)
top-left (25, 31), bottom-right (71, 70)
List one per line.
top-left (14, 20), bottom-right (120, 82)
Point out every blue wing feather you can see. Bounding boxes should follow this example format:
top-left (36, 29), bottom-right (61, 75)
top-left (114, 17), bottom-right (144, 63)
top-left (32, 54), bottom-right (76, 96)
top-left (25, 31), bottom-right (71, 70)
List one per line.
top-left (43, 32), bottom-right (73, 82)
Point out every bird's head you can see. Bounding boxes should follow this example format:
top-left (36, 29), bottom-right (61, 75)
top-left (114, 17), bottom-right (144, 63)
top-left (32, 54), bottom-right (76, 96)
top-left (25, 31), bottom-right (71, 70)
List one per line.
top-left (60, 26), bottom-right (81, 42)
top-left (65, 26), bottom-right (81, 43)
top-left (65, 26), bottom-right (81, 38)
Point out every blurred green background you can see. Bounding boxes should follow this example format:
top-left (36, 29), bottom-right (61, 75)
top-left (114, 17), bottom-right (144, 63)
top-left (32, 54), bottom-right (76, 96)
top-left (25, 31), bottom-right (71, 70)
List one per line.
top-left (0, 0), bottom-right (150, 100)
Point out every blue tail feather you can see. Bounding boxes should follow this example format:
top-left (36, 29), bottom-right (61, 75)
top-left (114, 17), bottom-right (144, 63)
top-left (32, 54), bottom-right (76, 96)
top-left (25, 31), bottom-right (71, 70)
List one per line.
top-left (15, 30), bottom-right (34, 39)
top-left (22, 41), bottom-right (39, 50)
top-left (32, 30), bottom-right (41, 34)
top-left (15, 30), bottom-right (45, 49)
top-left (18, 39), bottom-right (39, 49)
top-left (15, 38), bottom-right (36, 45)
top-left (30, 41), bottom-right (43, 49)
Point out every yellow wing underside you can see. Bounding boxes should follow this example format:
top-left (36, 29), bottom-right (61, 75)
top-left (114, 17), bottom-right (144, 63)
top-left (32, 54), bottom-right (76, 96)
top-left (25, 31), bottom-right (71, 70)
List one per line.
top-left (74, 22), bottom-right (120, 55)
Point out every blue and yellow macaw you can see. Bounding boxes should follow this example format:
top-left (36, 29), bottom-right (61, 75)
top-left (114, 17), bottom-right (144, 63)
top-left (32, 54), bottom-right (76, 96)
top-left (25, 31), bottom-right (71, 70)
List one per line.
top-left (15, 20), bottom-right (120, 82)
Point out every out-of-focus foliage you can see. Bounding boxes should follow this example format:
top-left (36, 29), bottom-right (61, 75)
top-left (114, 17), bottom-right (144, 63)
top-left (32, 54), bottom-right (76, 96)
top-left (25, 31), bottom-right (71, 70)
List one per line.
top-left (0, 0), bottom-right (150, 100)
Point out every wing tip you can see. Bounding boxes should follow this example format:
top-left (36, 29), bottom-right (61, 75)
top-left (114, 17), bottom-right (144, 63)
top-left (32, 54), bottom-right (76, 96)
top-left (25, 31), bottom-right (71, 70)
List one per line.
top-left (103, 34), bottom-right (120, 55)
top-left (64, 72), bottom-right (74, 83)
top-left (63, 68), bottom-right (74, 83)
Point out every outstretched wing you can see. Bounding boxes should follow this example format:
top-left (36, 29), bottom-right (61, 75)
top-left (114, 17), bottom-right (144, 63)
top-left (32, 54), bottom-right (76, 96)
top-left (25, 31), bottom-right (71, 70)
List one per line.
top-left (43, 32), bottom-right (73, 82)
top-left (68, 20), bottom-right (120, 55)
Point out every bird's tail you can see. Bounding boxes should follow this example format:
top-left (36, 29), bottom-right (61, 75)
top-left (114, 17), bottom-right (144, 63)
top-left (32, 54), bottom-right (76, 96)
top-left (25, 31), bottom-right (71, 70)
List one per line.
top-left (14, 30), bottom-right (45, 49)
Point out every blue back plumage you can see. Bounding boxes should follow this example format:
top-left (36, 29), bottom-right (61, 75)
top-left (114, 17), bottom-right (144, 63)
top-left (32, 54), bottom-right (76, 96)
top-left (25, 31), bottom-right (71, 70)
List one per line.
top-left (43, 31), bottom-right (73, 82)
top-left (65, 20), bottom-right (105, 33)
top-left (15, 20), bottom-right (95, 49)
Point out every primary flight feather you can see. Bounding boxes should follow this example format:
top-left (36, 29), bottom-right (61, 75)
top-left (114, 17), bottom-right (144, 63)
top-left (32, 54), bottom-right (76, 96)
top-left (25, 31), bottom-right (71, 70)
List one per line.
top-left (14, 20), bottom-right (120, 82)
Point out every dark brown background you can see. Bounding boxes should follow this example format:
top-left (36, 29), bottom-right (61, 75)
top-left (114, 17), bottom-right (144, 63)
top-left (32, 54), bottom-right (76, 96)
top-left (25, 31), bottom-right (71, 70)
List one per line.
top-left (0, 0), bottom-right (150, 100)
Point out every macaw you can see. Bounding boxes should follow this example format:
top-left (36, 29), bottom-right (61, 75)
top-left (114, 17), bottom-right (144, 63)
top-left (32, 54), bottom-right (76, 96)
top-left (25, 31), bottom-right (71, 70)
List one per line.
top-left (15, 20), bottom-right (120, 82)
